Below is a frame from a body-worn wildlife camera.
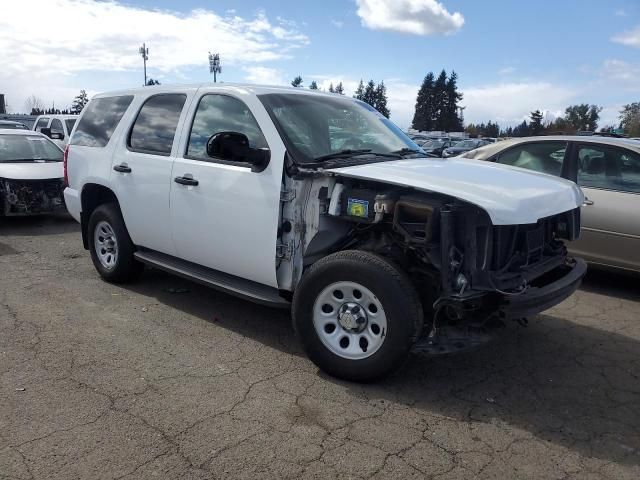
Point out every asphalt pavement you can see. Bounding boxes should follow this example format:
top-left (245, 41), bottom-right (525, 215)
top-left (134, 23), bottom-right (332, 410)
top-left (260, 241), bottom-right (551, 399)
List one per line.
top-left (1, 215), bottom-right (639, 479)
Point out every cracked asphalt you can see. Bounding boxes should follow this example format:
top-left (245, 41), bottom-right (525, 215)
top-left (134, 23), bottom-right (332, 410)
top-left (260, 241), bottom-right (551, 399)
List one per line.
top-left (1, 215), bottom-right (639, 479)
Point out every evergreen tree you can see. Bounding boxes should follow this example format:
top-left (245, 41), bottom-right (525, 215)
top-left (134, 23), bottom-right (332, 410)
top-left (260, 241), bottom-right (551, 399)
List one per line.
top-left (433, 70), bottom-right (449, 131)
top-left (444, 71), bottom-right (463, 131)
top-left (512, 120), bottom-right (531, 137)
top-left (335, 82), bottom-right (344, 95)
top-left (309, 81), bottom-right (319, 90)
top-left (71, 90), bottom-right (89, 114)
top-left (412, 72), bottom-right (435, 132)
top-left (530, 110), bottom-right (544, 135)
top-left (328, 83), bottom-right (335, 93)
top-left (291, 76), bottom-right (303, 88)
top-left (354, 80), bottom-right (365, 100)
top-left (374, 82), bottom-right (390, 118)
top-left (146, 78), bottom-right (161, 86)
top-left (564, 104), bottom-right (602, 131)
top-left (619, 102), bottom-right (640, 137)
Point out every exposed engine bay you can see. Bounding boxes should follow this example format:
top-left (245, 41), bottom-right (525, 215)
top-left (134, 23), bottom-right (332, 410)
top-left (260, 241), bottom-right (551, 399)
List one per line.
top-left (278, 173), bottom-right (585, 354)
top-left (0, 178), bottom-right (65, 216)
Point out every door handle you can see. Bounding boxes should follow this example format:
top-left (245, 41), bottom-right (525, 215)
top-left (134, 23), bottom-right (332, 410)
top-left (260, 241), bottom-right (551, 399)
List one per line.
top-left (174, 176), bottom-right (199, 186)
top-left (113, 163), bottom-right (132, 173)
top-left (583, 197), bottom-right (594, 206)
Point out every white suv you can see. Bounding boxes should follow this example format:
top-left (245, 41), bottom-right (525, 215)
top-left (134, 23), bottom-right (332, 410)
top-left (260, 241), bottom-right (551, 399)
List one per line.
top-left (33, 114), bottom-right (78, 149)
top-left (64, 84), bottom-right (586, 381)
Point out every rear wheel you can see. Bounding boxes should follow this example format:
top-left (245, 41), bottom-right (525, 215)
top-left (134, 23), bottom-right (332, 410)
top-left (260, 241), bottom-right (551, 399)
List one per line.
top-left (293, 250), bottom-right (423, 382)
top-left (88, 203), bottom-right (142, 283)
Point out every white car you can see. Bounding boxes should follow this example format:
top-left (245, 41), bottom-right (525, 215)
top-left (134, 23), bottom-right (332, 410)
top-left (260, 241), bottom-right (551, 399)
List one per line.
top-left (0, 129), bottom-right (65, 216)
top-left (64, 84), bottom-right (585, 381)
top-left (32, 114), bottom-right (78, 149)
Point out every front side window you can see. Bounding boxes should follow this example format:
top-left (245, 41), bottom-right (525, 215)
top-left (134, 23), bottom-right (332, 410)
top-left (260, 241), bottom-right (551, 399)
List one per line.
top-left (35, 117), bottom-right (49, 131)
top-left (496, 141), bottom-right (567, 176)
top-left (578, 144), bottom-right (640, 194)
top-left (0, 134), bottom-right (63, 162)
top-left (258, 94), bottom-right (420, 164)
top-left (187, 94), bottom-right (268, 161)
top-left (50, 119), bottom-right (64, 138)
top-left (71, 96), bottom-right (134, 148)
top-left (128, 94), bottom-right (186, 155)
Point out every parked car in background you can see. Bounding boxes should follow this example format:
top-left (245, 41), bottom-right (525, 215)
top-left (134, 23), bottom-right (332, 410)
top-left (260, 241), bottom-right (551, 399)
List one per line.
top-left (0, 129), bottom-right (65, 216)
top-left (442, 138), bottom-right (491, 157)
top-left (32, 114), bottom-right (78, 149)
top-left (0, 120), bottom-right (29, 130)
top-left (64, 84), bottom-right (585, 381)
top-left (420, 137), bottom-right (455, 157)
top-left (462, 135), bottom-right (640, 272)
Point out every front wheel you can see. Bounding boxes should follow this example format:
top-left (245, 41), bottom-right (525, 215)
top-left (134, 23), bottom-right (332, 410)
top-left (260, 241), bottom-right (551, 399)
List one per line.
top-left (293, 250), bottom-right (423, 382)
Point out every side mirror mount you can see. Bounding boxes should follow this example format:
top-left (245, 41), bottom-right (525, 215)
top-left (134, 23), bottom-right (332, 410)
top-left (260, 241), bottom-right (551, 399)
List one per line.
top-left (50, 131), bottom-right (64, 140)
top-left (206, 131), bottom-right (270, 172)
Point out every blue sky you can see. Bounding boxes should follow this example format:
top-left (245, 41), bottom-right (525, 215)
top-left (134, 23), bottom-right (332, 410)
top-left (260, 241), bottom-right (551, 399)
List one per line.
top-left (2, 0), bottom-right (639, 128)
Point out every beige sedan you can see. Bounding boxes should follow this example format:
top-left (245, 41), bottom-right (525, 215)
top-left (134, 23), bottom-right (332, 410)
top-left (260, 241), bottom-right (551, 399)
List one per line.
top-left (461, 135), bottom-right (640, 272)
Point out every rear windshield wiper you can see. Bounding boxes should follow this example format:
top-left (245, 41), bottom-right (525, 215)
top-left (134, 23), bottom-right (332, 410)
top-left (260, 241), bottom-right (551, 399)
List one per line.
top-left (314, 149), bottom-right (372, 162)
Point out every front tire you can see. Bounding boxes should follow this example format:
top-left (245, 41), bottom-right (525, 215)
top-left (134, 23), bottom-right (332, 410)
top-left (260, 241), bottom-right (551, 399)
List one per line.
top-left (293, 250), bottom-right (423, 382)
top-left (88, 203), bottom-right (142, 283)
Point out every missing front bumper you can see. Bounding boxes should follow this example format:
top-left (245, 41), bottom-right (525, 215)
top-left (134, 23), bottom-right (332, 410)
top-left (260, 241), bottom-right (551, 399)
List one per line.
top-left (1, 178), bottom-right (66, 216)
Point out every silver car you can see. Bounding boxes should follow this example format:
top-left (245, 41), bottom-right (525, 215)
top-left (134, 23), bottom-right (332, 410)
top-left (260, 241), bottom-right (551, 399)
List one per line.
top-left (461, 135), bottom-right (640, 272)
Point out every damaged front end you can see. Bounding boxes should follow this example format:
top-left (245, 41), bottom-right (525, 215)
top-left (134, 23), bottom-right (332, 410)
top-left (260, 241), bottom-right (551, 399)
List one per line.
top-left (0, 178), bottom-right (65, 216)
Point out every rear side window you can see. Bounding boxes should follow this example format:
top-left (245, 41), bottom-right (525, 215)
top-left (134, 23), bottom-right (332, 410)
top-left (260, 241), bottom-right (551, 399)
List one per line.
top-left (35, 117), bottom-right (49, 131)
top-left (496, 141), bottom-right (567, 176)
top-left (128, 94), bottom-right (186, 155)
top-left (71, 96), bottom-right (133, 147)
top-left (65, 119), bottom-right (76, 133)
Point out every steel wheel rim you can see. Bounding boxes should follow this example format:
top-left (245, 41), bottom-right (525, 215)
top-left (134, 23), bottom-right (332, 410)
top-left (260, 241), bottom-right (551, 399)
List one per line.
top-left (313, 281), bottom-right (388, 360)
top-left (94, 221), bottom-right (118, 270)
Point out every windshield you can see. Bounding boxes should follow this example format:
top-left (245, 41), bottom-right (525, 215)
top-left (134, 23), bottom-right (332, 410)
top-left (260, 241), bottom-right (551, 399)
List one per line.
top-left (423, 139), bottom-right (447, 148)
top-left (0, 134), bottom-right (63, 162)
top-left (455, 140), bottom-right (479, 149)
top-left (258, 93), bottom-right (422, 164)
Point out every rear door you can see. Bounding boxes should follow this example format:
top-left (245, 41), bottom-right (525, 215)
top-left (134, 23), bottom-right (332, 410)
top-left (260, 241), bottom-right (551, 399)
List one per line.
top-left (110, 93), bottom-right (189, 256)
top-left (569, 143), bottom-right (640, 270)
top-left (169, 91), bottom-right (284, 288)
top-left (492, 140), bottom-right (570, 178)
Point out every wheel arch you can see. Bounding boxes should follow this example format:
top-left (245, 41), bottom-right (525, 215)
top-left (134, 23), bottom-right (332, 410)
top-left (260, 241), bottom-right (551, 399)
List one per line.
top-left (80, 183), bottom-right (120, 249)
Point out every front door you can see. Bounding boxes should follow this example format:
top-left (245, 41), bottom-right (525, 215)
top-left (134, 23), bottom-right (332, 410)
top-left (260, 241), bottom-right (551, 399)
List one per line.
top-left (570, 143), bottom-right (640, 270)
top-left (111, 93), bottom-right (188, 256)
top-left (169, 92), bottom-right (284, 288)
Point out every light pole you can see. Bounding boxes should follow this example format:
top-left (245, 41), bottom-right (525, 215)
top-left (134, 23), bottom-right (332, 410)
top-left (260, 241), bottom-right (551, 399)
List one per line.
top-left (208, 52), bottom-right (221, 83)
top-left (139, 43), bottom-right (149, 86)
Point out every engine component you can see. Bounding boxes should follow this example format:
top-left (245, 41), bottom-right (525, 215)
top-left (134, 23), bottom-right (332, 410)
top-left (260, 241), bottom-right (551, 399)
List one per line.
top-left (1, 178), bottom-right (65, 216)
top-left (393, 196), bottom-right (444, 244)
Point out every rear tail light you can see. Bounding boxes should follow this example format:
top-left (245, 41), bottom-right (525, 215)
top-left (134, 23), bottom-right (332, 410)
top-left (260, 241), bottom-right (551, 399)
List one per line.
top-left (63, 145), bottom-right (69, 187)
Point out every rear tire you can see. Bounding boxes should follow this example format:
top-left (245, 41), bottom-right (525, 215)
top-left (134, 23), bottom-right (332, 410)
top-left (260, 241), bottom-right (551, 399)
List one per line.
top-left (293, 250), bottom-right (423, 382)
top-left (88, 203), bottom-right (142, 283)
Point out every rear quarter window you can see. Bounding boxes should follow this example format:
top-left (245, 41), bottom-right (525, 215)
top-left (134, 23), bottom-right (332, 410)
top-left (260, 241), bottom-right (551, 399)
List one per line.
top-left (71, 96), bottom-right (134, 147)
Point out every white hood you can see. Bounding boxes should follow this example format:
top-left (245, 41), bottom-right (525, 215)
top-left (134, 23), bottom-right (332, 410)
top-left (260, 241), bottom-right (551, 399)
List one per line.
top-left (0, 162), bottom-right (63, 181)
top-left (328, 158), bottom-right (584, 225)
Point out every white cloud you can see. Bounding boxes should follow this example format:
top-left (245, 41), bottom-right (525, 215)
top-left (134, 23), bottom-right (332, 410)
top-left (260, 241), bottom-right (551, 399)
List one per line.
top-left (243, 66), bottom-right (287, 86)
top-left (602, 59), bottom-right (640, 85)
top-left (611, 25), bottom-right (640, 48)
top-left (355, 0), bottom-right (464, 35)
top-left (331, 19), bottom-right (344, 28)
top-left (498, 66), bottom-right (516, 75)
top-left (461, 82), bottom-right (576, 125)
top-left (0, 0), bottom-right (309, 76)
top-left (614, 9), bottom-right (628, 17)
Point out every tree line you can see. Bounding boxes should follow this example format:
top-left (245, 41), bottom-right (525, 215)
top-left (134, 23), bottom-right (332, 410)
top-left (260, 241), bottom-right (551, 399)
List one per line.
top-left (290, 76), bottom-right (389, 118)
top-left (23, 90), bottom-right (90, 115)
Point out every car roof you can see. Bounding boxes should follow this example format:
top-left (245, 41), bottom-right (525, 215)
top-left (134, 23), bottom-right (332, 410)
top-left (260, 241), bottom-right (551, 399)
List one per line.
top-left (92, 82), bottom-right (355, 100)
top-left (0, 120), bottom-right (26, 125)
top-left (34, 114), bottom-right (78, 120)
top-left (0, 128), bottom-right (48, 137)
top-left (462, 135), bottom-right (640, 160)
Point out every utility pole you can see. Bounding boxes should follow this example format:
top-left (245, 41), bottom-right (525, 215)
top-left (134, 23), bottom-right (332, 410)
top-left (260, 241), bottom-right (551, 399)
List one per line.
top-left (208, 52), bottom-right (221, 83)
top-left (139, 43), bottom-right (149, 86)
